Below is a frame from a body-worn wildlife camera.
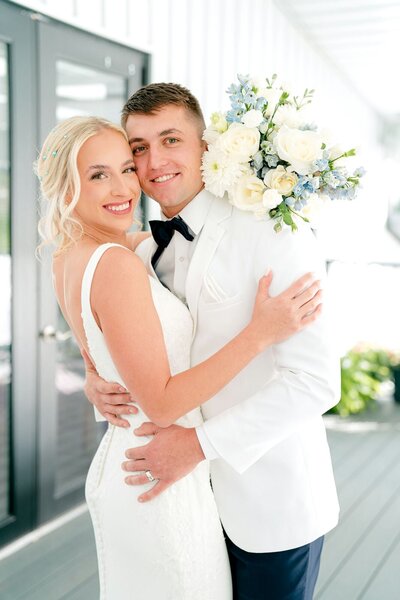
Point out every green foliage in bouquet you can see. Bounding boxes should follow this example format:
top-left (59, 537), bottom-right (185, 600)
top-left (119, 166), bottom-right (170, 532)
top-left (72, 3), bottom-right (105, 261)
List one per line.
top-left (330, 348), bottom-right (392, 417)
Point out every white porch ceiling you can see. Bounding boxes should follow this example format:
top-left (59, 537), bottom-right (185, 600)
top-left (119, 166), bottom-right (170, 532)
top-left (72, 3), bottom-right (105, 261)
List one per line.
top-left (277, 0), bottom-right (400, 119)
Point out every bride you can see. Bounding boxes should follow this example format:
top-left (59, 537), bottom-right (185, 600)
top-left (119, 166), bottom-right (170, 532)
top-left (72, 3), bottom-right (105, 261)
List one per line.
top-left (36, 116), bottom-right (322, 600)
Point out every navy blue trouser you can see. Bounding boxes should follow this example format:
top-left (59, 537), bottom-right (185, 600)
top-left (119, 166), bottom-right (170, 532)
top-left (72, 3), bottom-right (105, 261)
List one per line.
top-left (225, 534), bottom-right (324, 600)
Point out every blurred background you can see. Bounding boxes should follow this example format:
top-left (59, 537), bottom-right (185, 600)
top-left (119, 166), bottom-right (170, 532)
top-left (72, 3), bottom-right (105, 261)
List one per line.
top-left (0, 0), bottom-right (400, 598)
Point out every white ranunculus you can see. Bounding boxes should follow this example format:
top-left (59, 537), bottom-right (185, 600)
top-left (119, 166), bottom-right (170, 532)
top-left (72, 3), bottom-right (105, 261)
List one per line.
top-left (273, 105), bottom-right (302, 129)
top-left (262, 188), bottom-right (283, 210)
top-left (319, 127), bottom-right (333, 148)
top-left (218, 123), bottom-right (260, 161)
top-left (328, 144), bottom-right (346, 166)
top-left (202, 112), bottom-right (229, 145)
top-left (261, 88), bottom-right (283, 116)
top-left (274, 125), bottom-right (323, 175)
top-left (263, 165), bottom-right (298, 196)
top-left (242, 109), bottom-right (264, 128)
top-left (201, 147), bottom-right (247, 198)
top-left (210, 111), bottom-right (228, 133)
top-left (229, 173), bottom-right (266, 211)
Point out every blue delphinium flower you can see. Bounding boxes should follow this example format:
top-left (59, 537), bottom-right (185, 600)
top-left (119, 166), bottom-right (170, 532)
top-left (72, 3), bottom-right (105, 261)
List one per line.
top-left (265, 154), bottom-right (279, 168)
top-left (313, 158), bottom-right (329, 171)
top-left (252, 151), bottom-right (264, 171)
top-left (354, 166), bottom-right (366, 178)
top-left (256, 97), bottom-right (266, 110)
top-left (226, 83), bottom-right (241, 95)
top-left (299, 123), bottom-right (318, 131)
top-left (323, 170), bottom-right (346, 189)
top-left (237, 73), bottom-right (251, 86)
top-left (226, 109), bottom-right (243, 123)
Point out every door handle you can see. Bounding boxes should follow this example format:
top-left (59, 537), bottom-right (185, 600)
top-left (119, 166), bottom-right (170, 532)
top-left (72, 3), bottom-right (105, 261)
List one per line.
top-left (39, 325), bottom-right (73, 342)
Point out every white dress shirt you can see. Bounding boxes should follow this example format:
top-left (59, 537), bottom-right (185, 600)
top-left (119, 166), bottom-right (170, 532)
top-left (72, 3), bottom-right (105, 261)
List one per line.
top-left (154, 192), bottom-right (213, 304)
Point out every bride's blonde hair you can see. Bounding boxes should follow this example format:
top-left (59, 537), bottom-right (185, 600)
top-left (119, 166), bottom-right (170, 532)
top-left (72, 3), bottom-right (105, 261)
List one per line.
top-left (35, 116), bottom-right (128, 256)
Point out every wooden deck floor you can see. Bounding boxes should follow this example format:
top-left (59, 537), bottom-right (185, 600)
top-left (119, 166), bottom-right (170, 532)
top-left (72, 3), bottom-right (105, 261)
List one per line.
top-left (1, 400), bottom-right (400, 599)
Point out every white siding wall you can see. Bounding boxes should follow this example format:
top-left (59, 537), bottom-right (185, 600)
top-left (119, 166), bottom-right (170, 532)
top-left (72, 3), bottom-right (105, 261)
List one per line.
top-left (10, 0), bottom-right (378, 141)
top-left (11, 0), bottom-right (381, 232)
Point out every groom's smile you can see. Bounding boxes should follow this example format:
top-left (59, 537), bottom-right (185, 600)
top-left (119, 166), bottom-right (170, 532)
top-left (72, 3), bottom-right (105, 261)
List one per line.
top-left (125, 105), bottom-right (206, 217)
top-left (151, 173), bottom-right (179, 184)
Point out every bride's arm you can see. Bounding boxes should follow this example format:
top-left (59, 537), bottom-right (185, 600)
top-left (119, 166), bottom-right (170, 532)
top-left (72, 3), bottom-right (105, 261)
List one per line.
top-left (91, 247), bottom-right (321, 427)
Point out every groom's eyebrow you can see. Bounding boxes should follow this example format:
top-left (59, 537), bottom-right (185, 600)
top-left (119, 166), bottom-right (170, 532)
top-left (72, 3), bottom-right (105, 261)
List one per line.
top-left (159, 128), bottom-right (183, 136)
top-left (128, 128), bottom-right (183, 144)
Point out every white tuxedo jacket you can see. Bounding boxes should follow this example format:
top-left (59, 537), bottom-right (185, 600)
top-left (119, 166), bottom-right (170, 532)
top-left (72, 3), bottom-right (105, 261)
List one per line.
top-left (137, 190), bottom-right (340, 553)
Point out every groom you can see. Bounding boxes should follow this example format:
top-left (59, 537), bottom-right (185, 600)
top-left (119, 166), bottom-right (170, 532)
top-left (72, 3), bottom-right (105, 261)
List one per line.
top-left (84, 82), bottom-right (340, 599)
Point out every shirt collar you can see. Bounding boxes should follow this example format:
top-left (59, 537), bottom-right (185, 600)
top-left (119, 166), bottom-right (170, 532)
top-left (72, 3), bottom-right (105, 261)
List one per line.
top-left (160, 188), bottom-right (214, 236)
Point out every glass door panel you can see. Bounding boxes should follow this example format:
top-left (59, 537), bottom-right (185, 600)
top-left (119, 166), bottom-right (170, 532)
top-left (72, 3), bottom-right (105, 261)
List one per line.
top-left (53, 60), bottom-right (128, 500)
top-left (0, 41), bottom-right (10, 524)
top-left (0, 0), bottom-right (37, 547)
top-left (37, 19), bottom-right (147, 521)
top-left (56, 60), bottom-right (126, 121)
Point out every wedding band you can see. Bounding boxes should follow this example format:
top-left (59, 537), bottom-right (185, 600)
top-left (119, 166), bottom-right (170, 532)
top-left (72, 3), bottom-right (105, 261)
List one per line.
top-left (145, 470), bottom-right (155, 482)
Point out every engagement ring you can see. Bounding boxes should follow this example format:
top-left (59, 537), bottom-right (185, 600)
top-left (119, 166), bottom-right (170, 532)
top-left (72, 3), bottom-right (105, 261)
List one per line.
top-left (145, 470), bottom-right (155, 482)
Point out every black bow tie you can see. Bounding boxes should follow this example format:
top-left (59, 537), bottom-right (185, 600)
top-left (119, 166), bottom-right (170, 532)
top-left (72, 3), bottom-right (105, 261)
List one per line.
top-left (149, 216), bottom-right (194, 268)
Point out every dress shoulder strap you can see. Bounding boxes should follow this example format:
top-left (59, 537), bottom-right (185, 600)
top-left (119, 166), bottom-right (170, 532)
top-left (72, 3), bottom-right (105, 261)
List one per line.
top-left (81, 243), bottom-right (130, 325)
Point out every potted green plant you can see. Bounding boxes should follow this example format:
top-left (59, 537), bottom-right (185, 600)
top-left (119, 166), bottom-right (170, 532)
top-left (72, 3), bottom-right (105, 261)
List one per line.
top-left (329, 346), bottom-right (392, 417)
top-left (387, 351), bottom-right (400, 403)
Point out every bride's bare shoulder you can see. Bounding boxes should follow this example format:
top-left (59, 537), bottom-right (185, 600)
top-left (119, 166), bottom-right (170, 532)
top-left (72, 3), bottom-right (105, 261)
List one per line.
top-left (92, 244), bottom-right (148, 288)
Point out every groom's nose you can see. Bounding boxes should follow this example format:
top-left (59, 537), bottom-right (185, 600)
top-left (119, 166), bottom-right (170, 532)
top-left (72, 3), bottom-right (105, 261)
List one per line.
top-left (148, 145), bottom-right (169, 171)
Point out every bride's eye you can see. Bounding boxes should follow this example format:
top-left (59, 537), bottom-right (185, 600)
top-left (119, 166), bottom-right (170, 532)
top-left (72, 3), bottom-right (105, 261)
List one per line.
top-left (123, 166), bottom-right (137, 174)
top-left (90, 171), bottom-right (107, 180)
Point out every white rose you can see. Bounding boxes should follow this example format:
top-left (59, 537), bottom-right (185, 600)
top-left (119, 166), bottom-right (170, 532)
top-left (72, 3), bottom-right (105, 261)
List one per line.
top-left (263, 165), bottom-right (298, 196)
top-left (274, 125), bottom-right (323, 175)
top-left (262, 188), bottom-right (283, 210)
top-left (229, 173), bottom-right (266, 211)
top-left (202, 126), bottom-right (220, 144)
top-left (218, 123), bottom-right (260, 161)
top-left (300, 193), bottom-right (328, 227)
top-left (242, 109), bottom-right (264, 128)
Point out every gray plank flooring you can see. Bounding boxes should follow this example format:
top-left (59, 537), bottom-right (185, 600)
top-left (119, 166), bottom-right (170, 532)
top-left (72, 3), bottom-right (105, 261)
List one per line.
top-left (1, 400), bottom-right (400, 599)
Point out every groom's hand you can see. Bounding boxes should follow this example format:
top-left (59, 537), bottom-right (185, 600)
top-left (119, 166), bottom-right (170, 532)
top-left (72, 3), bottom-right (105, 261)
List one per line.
top-left (122, 424), bottom-right (205, 502)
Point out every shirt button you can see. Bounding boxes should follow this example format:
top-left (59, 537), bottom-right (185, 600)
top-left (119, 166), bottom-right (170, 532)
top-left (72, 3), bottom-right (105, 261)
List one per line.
top-left (179, 256), bottom-right (185, 262)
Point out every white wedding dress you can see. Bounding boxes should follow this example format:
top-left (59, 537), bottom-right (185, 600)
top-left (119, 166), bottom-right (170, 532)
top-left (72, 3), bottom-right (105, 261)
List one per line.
top-left (82, 244), bottom-right (232, 600)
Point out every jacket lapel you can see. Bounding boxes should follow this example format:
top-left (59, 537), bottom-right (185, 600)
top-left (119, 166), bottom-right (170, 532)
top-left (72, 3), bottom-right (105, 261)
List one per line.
top-left (186, 195), bottom-right (232, 338)
top-left (135, 236), bottom-right (158, 279)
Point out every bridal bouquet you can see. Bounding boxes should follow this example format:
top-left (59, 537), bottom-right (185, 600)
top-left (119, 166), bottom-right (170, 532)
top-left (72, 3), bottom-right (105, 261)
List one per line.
top-left (201, 74), bottom-right (365, 232)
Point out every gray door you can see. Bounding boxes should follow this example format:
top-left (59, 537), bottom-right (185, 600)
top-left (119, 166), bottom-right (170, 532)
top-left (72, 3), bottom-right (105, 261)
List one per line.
top-left (0, 2), bottom-right (38, 545)
top-left (36, 20), bottom-right (148, 522)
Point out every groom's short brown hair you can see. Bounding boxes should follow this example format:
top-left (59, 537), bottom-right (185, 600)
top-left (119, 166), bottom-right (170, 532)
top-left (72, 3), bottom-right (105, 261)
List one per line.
top-left (121, 82), bottom-right (206, 136)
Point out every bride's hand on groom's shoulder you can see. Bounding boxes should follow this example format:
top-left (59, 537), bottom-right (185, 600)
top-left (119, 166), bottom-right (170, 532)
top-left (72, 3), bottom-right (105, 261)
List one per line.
top-left (122, 424), bottom-right (205, 502)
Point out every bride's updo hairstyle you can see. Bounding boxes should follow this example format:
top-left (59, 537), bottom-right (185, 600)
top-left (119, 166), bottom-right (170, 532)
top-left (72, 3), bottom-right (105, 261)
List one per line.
top-left (36, 116), bottom-right (128, 256)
